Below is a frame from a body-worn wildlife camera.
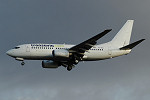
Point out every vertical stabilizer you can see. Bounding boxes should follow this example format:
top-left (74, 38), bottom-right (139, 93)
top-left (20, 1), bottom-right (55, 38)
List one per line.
top-left (110, 20), bottom-right (134, 47)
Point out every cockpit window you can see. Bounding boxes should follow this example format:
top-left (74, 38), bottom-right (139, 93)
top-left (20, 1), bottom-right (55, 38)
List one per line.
top-left (14, 47), bottom-right (20, 49)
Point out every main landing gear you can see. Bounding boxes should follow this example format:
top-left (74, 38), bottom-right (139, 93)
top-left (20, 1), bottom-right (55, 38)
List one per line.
top-left (67, 65), bottom-right (75, 71)
top-left (67, 66), bottom-right (72, 71)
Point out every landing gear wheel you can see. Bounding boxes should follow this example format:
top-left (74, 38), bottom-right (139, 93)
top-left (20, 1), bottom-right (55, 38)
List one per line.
top-left (67, 66), bottom-right (72, 71)
top-left (21, 61), bottom-right (25, 66)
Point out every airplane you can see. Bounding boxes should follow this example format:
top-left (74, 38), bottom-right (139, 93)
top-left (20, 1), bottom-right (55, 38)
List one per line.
top-left (6, 20), bottom-right (145, 71)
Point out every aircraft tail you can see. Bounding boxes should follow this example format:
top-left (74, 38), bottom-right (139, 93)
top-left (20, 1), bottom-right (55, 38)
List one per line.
top-left (110, 20), bottom-right (134, 48)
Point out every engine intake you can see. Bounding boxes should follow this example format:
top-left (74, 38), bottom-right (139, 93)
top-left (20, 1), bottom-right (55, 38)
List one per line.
top-left (42, 60), bottom-right (59, 68)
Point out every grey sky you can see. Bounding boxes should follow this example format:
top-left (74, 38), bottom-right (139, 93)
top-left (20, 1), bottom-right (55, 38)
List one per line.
top-left (0, 0), bottom-right (149, 100)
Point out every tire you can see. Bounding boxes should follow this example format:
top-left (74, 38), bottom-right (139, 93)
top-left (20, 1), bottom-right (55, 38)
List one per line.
top-left (67, 66), bottom-right (72, 71)
top-left (21, 62), bottom-right (25, 66)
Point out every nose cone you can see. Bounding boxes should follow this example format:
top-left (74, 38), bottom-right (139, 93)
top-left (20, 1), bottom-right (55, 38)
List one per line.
top-left (6, 50), bottom-right (13, 56)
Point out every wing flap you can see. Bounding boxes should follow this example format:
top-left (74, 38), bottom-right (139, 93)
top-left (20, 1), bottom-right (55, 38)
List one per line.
top-left (69, 29), bottom-right (112, 55)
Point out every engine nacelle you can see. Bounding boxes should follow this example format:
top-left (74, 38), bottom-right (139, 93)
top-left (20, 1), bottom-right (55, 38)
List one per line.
top-left (52, 49), bottom-right (70, 59)
top-left (42, 60), bottom-right (59, 68)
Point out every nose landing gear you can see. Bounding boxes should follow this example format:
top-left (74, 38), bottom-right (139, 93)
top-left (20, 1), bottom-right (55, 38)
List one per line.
top-left (15, 58), bottom-right (25, 66)
top-left (21, 61), bottom-right (25, 66)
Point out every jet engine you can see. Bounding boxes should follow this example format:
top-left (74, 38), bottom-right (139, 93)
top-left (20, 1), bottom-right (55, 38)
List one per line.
top-left (42, 60), bottom-right (60, 68)
top-left (52, 49), bottom-right (70, 60)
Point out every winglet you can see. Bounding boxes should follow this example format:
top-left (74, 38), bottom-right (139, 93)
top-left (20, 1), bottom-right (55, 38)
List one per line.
top-left (120, 39), bottom-right (145, 50)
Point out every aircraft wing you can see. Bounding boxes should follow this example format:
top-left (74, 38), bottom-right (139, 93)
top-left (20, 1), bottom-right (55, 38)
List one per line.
top-left (69, 29), bottom-right (112, 58)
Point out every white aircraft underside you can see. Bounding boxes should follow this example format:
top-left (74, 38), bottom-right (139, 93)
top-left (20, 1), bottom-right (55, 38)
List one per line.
top-left (6, 20), bottom-right (145, 71)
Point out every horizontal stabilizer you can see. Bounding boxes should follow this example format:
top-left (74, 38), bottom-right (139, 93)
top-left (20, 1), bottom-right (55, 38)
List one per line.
top-left (120, 39), bottom-right (145, 50)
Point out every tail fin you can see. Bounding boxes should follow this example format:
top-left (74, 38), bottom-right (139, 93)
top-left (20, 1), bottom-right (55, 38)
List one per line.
top-left (110, 20), bottom-right (134, 47)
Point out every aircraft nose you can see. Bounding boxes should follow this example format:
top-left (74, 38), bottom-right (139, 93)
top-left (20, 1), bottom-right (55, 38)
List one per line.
top-left (6, 50), bottom-right (13, 56)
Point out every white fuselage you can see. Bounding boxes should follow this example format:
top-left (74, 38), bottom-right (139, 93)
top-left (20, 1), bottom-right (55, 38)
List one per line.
top-left (6, 43), bottom-right (131, 61)
top-left (6, 20), bottom-right (145, 71)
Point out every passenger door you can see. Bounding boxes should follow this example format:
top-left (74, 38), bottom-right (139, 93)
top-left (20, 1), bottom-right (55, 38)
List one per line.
top-left (26, 45), bottom-right (30, 52)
